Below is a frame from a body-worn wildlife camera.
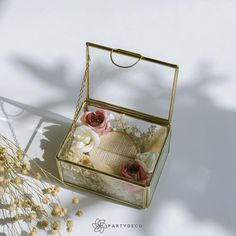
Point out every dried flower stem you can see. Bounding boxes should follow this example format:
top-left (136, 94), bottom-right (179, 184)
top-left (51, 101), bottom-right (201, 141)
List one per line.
top-left (0, 133), bottom-right (82, 236)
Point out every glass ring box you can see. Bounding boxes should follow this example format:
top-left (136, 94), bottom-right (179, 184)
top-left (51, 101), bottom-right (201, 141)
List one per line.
top-left (56, 42), bottom-right (179, 208)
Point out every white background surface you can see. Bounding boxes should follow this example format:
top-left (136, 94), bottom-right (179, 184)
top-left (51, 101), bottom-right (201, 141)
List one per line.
top-left (0, 1), bottom-right (236, 236)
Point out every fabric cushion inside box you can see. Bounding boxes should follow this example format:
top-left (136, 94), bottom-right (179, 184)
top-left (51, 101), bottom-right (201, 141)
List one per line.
top-left (67, 131), bottom-right (140, 176)
top-left (89, 131), bottom-right (140, 175)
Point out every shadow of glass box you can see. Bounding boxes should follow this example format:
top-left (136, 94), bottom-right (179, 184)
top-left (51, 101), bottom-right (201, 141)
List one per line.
top-left (0, 97), bottom-right (71, 179)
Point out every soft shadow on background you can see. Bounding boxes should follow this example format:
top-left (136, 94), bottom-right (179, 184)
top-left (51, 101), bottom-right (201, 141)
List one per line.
top-left (0, 96), bottom-right (76, 234)
top-left (140, 62), bottom-right (236, 235)
top-left (0, 0), bottom-right (9, 21)
top-left (0, 95), bottom-right (104, 233)
top-left (0, 96), bottom-right (71, 178)
top-left (6, 55), bottom-right (236, 235)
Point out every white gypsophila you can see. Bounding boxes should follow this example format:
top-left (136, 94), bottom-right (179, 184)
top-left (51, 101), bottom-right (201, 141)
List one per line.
top-left (73, 125), bottom-right (100, 153)
top-left (136, 152), bottom-right (159, 174)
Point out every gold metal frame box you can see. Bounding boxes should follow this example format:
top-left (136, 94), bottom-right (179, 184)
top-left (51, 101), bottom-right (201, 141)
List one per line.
top-left (56, 42), bottom-right (179, 208)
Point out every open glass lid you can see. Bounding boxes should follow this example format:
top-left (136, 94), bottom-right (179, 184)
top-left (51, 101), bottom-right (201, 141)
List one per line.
top-left (86, 42), bottom-right (179, 124)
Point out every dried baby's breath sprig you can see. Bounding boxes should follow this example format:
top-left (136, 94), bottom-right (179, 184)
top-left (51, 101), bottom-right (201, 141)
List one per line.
top-left (111, 114), bottom-right (160, 151)
top-left (0, 133), bottom-right (83, 236)
top-left (66, 219), bottom-right (73, 232)
top-left (16, 149), bottom-right (24, 161)
top-left (61, 207), bottom-right (68, 216)
top-left (51, 189), bottom-right (58, 197)
top-left (34, 172), bottom-right (42, 180)
top-left (22, 199), bottom-right (33, 209)
top-left (29, 227), bottom-right (38, 236)
top-left (20, 162), bottom-right (31, 174)
top-left (43, 187), bottom-right (53, 194)
top-left (51, 204), bottom-right (61, 217)
top-left (0, 186), bottom-right (4, 194)
top-left (42, 197), bottom-right (49, 205)
top-left (75, 210), bottom-right (83, 217)
top-left (0, 147), bottom-right (7, 163)
top-left (28, 212), bottom-right (37, 222)
top-left (0, 176), bottom-right (4, 184)
top-left (37, 220), bottom-right (49, 229)
top-left (32, 204), bottom-right (44, 214)
top-left (51, 204), bottom-right (68, 218)
top-left (15, 199), bottom-right (23, 208)
top-left (13, 176), bottom-right (22, 185)
top-left (51, 220), bottom-right (61, 231)
top-left (0, 164), bottom-right (4, 172)
top-left (12, 213), bottom-right (21, 222)
top-left (54, 185), bottom-right (61, 192)
top-left (8, 203), bottom-right (17, 212)
top-left (2, 177), bottom-right (10, 185)
top-left (72, 196), bottom-right (80, 205)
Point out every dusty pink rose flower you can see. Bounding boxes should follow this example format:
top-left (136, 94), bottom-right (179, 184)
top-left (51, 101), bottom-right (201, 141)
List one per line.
top-left (120, 161), bottom-right (148, 184)
top-left (81, 109), bottom-right (111, 134)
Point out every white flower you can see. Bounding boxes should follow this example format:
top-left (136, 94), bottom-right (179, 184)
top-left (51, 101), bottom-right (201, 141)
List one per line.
top-left (73, 125), bottom-right (100, 153)
top-left (136, 152), bottom-right (159, 173)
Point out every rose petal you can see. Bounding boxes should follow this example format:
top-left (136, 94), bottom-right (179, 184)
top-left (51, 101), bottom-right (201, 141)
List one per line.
top-left (80, 109), bottom-right (111, 135)
top-left (120, 160), bottom-right (148, 184)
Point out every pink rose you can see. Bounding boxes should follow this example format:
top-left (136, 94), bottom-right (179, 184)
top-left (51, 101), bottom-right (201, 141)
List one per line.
top-left (120, 161), bottom-right (149, 184)
top-left (81, 109), bottom-right (111, 135)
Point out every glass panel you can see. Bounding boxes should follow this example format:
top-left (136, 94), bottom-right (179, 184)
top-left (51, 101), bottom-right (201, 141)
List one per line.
top-left (58, 102), bottom-right (169, 207)
top-left (59, 103), bottom-right (168, 183)
top-left (0, 97), bottom-right (70, 178)
top-left (88, 46), bottom-right (176, 120)
top-left (148, 131), bottom-right (171, 206)
top-left (61, 161), bottom-right (145, 207)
